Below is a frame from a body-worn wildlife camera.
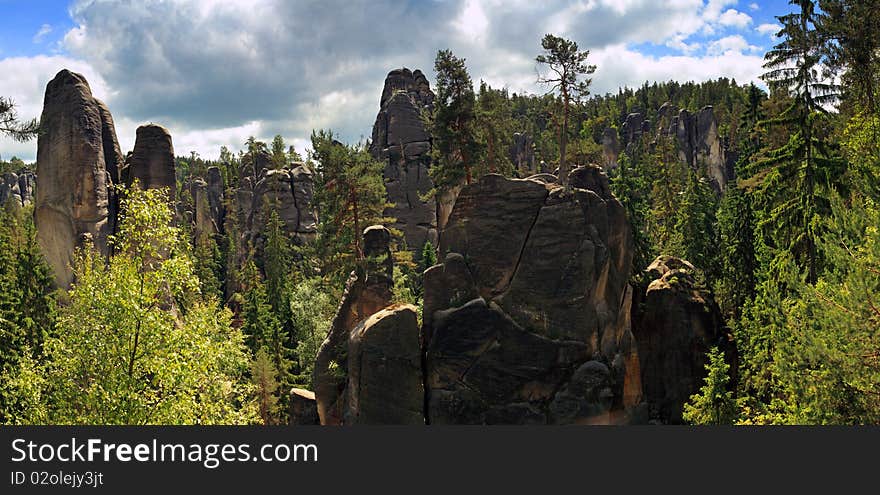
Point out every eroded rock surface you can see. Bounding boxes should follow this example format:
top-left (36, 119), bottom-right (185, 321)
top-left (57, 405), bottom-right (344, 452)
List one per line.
top-left (632, 255), bottom-right (727, 424)
top-left (35, 69), bottom-right (120, 287)
top-left (370, 68), bottom-right (437, 256)
top-left (313, 225), bottom-right (394, 425)
top-left (344, 304), bottom-right (423, 424)
top-left (125, 124), bottom-right (176, 196)
top-left (425, 167), bottom-right (643, 424)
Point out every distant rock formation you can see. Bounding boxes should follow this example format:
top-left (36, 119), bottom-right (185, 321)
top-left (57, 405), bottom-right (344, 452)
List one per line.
top-left (35, 69), bottom-right (121, 287)
top-left (607, 104), bottom-right (736, 192)
top-left (424, 167), bottom-right (642, 424)
top-left (632, 255), bottom-right (727, 424)
top-left (313, 225), bottom-right (394, 425)
top-left (369, 68), bottom-right (437, 256)
top-left (601, 127), bottom-right (620, 170)
top-left (0, 170), bottom-right (35, 208)
top-left (124, 124), bottom-right (176, 196)
top-left (509, 132), bottom-right (537, 176)
top-left (237, 161), bottom-right (317, 258)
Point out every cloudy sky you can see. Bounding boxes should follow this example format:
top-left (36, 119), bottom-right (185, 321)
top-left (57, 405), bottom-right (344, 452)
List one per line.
top-left (0, 0), bottom-right (789, 163)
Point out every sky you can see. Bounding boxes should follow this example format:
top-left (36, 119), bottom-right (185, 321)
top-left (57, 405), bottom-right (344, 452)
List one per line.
top-left (0, 0), bottom-right (791, 163)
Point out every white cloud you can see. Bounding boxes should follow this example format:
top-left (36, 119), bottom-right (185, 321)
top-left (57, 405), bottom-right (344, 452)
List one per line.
top-left (590, 43), bottom-right (765, 95)
top-left (706, 34), bottom-right (761, 56)
top-left (749, 2), bottom-right (759, 10)
top-left (718, 9), bottom-right (752, 28)
top-left (0, 55), bottom-right (107, 163)
top-left (703, 0), bottom-right (738, 21)
top-left (756, 22), bottom-right (782, 38)
top-left (32, 24), bottom-right (53, 44)
top-left (2, 0), bottom-right (777, 162)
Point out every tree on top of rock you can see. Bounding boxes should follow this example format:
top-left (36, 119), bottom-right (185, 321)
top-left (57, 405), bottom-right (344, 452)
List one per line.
top-left (535, 34), bottom-right (596, 186)
top-left (429, 49), bottom-right (480, 189)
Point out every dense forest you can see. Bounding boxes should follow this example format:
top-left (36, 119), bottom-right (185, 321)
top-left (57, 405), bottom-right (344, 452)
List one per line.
top-left (1, 0), bottom-right (878, 425)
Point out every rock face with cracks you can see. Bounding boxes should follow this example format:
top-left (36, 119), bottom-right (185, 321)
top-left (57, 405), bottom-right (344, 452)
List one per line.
top-left (34, 69), bottom-right (122, 288)
top-left (369, 68), bottom-right (437, 258)
top-left (313, 225), bottom-right (394, 425)
top-left (424, 167), bottom-right (643, 424)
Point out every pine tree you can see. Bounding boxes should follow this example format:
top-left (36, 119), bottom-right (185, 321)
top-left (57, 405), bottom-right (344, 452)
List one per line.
top-left (535, 34), bottom-right (596, 185)
top-left (476, 81), bottom-right (515, 176)
top-left (430, 49), bottom-right (480, 188)
top-left (715, 183), bottom-right (758, 322)
top-left (311, 131), bottom-right (389, 282)
top-left (673, 172), bottom-right (719, 284)
top-left (0, 97), bottom-right (39, 142)
top-left (251, 347), bottom-right (280, 425)
top-left (270, 135), bottom-right (287, 169)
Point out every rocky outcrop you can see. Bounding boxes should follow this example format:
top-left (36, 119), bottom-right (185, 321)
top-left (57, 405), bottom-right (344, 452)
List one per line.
top-left (672, 106), bottom-right (736, 192)
top-left (239, 162), bottom-right (317, 256)
top-left (35, 69), bottom-right (120, 287)
top-left (601, 127), bottom-right (620, 170)
top-left (344, 304), bottom-right (423, 424)
top-left (313, 225), bottom-right (394, 425)
top-left (370, 68), bottom-right (437, 257)
top-left (0, 170), bottom-right (35, 208)
top-left (632, 256), bottom-right (726, 424)
top-left (509, 132), bottom-right (537, 176)
top-left (124, 124), bottom-right (176, 196)
top-left (424, 167), bottom-right (643, 424)
top-left (289, 388), bottom-right (320, 425)
top-left (611, 104), bottom-right (735, 192)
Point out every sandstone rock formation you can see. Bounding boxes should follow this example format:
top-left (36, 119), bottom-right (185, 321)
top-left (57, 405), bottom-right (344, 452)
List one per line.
top-left (424, 167), bottom-right (643, 424)
top-left (35, 69), bottom-right (121, 287)
top-left (0, 170), bottom-right (35, 208)
top-left (344, 304), bottom-right (423, 424)
top-left (238, 161), bottom-right (317, 256)
top-left (632, 255), bottom-right (726, 424)
top-left (289, 388), bottom-right (320, 425)
top-left (124, 124), bottom-right (176, 196)
top-left (313, 225), bottom-right (394, 425)
top-left (370, 68), bottom-right (437, 257)
top-left (509, 132), bottom-right (537, 176)
top-left (609, 104), bottom-right (736, 192)
top-left (601, 127), bottom-right (620, 170)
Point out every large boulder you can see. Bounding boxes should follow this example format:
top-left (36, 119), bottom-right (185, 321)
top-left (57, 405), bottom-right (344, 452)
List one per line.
top-left (313, 225), bottom-right (394, 425)
top-left (425, 167), bottom-right (643, 424)
top-left (344, 304), bottom-right (423, 424)
top-left (632, 255), bottom-right (727, 424)
top-left (35, 69), bottom-right (120, 287)
top-left (125, 124), bottom-right (176, 197)
top-left (370, 68), bottom-right (437, 258)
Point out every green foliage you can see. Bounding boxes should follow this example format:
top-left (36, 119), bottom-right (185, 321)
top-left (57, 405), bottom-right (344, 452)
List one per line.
top-left (0, 96), bottom-right (39, 143)
top-left (311, 130), bottom-right (390, 283)
top-left (714, 183), bottom-right (757, 322)
top-left (0, 206), bottom-right (56, 423)
top-left (475, 81), bottom-right (515, 176)
top-left (683, 347), bottom-right (737, 425)
top-left (251, 347), bottom-right (280, 425)
top-left (3, 187), bottom-right (257, 424)
top-left (430, 49), bottom-right (480, 188)
top-left (288, 277), bottom-right (335, 386)
top-left (536, 33), bottom-right (596, 183)
top-left (672, 172), bottom-right (719, 284)
top-left (609, 153), bottom-right (654, 279)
